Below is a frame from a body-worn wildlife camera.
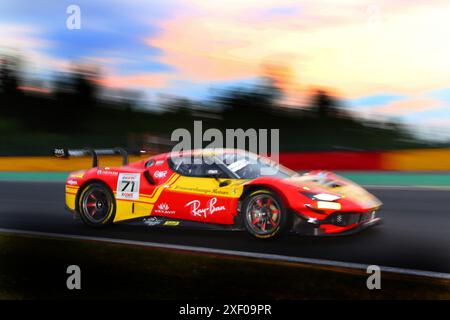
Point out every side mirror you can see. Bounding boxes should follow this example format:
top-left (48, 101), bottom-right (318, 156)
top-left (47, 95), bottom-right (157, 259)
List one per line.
top-left (207, 169), bottom-right (230, 187)
top-left (219, 180), bottom-right (230, 187)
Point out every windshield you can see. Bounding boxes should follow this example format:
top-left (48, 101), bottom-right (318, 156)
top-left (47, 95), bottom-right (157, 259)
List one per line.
top-left (219, 152), bottom-right (298, 179)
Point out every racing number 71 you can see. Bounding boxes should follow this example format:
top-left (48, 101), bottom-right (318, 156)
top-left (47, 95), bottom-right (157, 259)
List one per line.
top-left (121, 181), bottom-right (135, 192)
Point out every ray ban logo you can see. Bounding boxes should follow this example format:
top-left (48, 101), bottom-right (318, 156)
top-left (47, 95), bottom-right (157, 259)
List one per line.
top-left (185, 197), bottom-right (226, 218)
top-left (171, 121), bottom-right (279, 175)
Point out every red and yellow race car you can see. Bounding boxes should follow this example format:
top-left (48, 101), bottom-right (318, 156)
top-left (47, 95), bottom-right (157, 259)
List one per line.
top-left (57, 148), bottom-right (382, 239)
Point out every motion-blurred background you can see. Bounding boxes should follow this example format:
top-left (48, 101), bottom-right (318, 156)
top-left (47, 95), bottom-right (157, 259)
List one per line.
top-left (1, 0), bottom-right (450, 172)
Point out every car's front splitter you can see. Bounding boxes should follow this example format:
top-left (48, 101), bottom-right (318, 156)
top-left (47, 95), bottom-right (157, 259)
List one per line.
top-left (292, 212), bottom-right (382, 236)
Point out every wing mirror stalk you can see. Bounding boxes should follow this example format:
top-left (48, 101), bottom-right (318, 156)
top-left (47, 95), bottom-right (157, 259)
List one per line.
top-left (207, 170), bottom-right (230, 187)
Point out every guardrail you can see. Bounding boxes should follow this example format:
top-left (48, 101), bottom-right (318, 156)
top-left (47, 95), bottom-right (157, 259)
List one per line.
top-left (280, 148), bottom-right (450, 171)
top-left (0, 148), bottom-right (450, 171)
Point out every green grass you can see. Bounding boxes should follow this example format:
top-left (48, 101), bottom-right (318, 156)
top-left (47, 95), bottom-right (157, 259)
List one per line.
top-left (0, 232), bottom-right (448, 299)
top-left (0, 172), bottom-right (68, 182)
top-left (341, 172), bottom-right (450, 186)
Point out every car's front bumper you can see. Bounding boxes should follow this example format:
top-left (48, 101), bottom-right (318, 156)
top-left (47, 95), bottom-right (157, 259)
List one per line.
top-left (292, 211), bottom-right (382, 236)
top-left (320, 217), bottom-right (383, 236)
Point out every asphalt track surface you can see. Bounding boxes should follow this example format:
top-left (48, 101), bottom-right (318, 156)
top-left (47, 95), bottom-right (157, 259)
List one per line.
top-left (0, 181), bottom-right (449, 274)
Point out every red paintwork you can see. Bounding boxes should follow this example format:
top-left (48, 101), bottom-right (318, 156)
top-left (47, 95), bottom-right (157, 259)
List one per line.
top-left (66, 150), bottom-right (381, 235)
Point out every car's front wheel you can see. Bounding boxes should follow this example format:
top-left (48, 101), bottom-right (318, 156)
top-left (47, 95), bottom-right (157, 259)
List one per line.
top-left (78, 183), bottom-right (116, 227)
top-left (242, 189), bottom-right (289, 239)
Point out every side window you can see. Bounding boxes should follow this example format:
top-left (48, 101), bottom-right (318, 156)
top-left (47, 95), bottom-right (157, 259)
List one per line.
top-left (169, 156), bottom-right (228, 178)
top-left (169, 156), bottom-right (192, 176)
top-left (189, 162), bottom-right (228, 178)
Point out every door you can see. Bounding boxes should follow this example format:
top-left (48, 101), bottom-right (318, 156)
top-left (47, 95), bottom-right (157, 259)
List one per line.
top-left (152, 156), bottom-right (244, 225)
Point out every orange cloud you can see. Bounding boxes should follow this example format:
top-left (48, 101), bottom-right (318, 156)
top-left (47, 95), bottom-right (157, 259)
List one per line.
top-left (372, 98), bottom-right (442, 116)
top-left (98, 73), bottom-right (169, 89)
top-left (147, 0), bottom-right (450, 99)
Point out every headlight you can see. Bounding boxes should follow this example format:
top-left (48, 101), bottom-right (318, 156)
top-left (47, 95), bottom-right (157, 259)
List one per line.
top-left (317, 201), bottom-right (341, 210)
top-left (301, 191), bottom-right (341, 202)
top-left (313, 193), bottom-right (341, 201)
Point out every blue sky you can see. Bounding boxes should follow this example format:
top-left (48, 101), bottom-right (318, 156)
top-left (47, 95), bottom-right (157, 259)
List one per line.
top-left (0, 0), bottom-right (449, 139)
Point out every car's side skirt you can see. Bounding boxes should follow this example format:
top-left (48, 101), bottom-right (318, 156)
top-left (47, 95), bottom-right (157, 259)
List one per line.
top-left (121, 216), bottom-right (244, 231)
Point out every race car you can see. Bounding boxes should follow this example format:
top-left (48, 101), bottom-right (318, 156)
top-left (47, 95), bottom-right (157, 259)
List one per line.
top-left (56, 148), bottom-right (382, 239)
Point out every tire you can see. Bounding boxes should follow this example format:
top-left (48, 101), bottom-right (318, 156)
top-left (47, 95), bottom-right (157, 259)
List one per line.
top-left (242, 189), bottom-right (289, 239)
top-left (78, 182), bottom-right (116, 228)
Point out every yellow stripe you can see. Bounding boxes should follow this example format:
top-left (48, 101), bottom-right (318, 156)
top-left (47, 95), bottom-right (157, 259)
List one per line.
top-left (168, 176), bottom-right (247, 198)
top-left (66, 193), bottom-right (76, 210)
top-left (114, 201), bottom-right (154, 222)
top-left (140, 173), bottom-right (178, 200)
top-left (113, 173), bottom-right (179, 203)
top-left (142, 173), bottom-right (179, 203)
top-left (113, 173), bottom-right (179, 222)
top-left (0, 156), bottom-right (146, 172)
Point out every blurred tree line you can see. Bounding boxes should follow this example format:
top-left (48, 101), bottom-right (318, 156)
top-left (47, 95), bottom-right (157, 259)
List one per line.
top-left (0, 55), bottom-right (438, 156)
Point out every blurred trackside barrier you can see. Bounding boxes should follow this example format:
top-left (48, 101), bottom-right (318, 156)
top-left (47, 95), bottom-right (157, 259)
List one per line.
top-left (0, 156), bottom-right (145, 172)
top-left (280, 148), bottom-right (450, 171)
top-left (0, 148), bottom-right (450, 171)
top-left (279, 151), bottom-right (383, 171)
top-left (382, 149), bottom-right (450, 171)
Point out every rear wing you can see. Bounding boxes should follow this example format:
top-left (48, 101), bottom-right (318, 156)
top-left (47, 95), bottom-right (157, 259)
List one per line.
top-left (54, 147), bottom-right (129, 167)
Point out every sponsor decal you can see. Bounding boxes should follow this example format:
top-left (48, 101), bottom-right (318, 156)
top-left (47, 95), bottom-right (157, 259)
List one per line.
top-left (155, 160), bottom-right (164, 166)
top-left (54, 148), bottom-right (66, 158)
top-left (164, 221), bottom-right (180, 226)
top-left (116, 173), bottom-right (140, 200)
top-left (172, 185), bottom-right (231, 196)
top-left (143, 217), bottom-right (162, 226)
top-left (69, 171), bottom-right (85, 179)
top-left (154, 170), bottom-right (168, 179)
top-left (158, 203), bottom-right (169, 210)
top-left (97, 169), bottom-right (119, 176)
top-left (154, 202), bottom-right (176, 215)
top-left (67, 179), bottom-right (78, 186)
top-left (185, 197), bottom-right (226, 218)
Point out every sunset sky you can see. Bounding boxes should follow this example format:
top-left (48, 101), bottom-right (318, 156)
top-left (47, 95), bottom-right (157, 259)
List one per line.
top-left (1, 0), bottom-right (450, 139)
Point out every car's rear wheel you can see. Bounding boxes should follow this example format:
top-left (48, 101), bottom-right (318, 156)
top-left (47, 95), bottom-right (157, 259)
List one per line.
top-left (242, 189), bottom-right (289, 239)
top-left (78, 183), bottom-right (115, 227)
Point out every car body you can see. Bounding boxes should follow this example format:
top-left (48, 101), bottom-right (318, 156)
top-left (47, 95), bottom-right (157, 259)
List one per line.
top-left (62, 148), bottom-right (382, 239)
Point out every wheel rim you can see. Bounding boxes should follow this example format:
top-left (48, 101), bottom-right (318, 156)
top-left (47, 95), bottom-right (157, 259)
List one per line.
top-left (246, 194), bottom-right (281, 235)
top-left (81, 187), bottom-right (112, 224)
